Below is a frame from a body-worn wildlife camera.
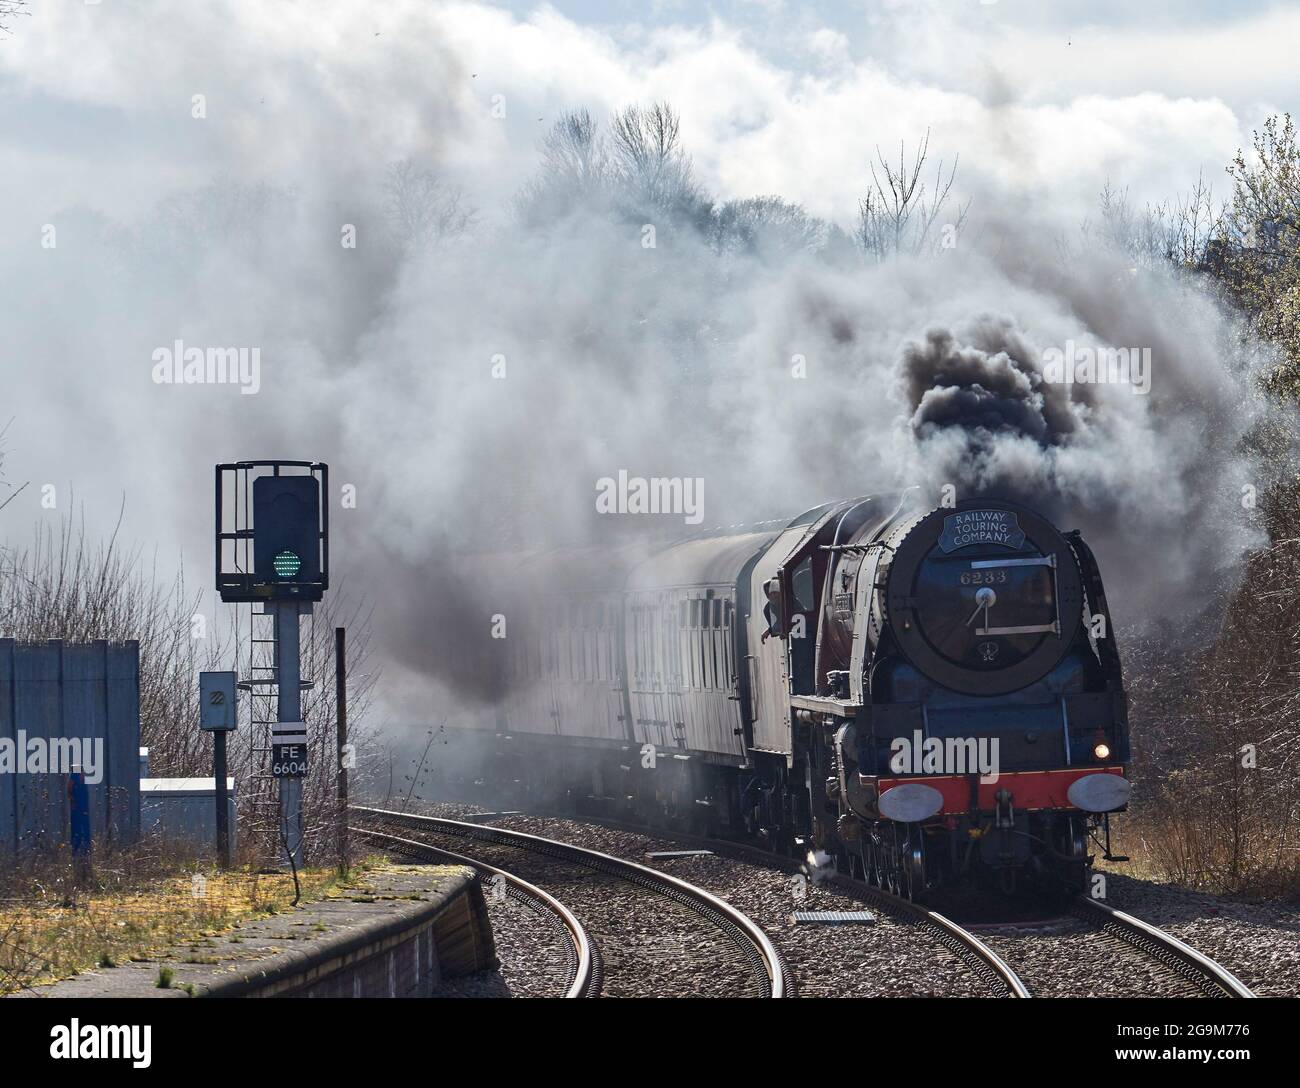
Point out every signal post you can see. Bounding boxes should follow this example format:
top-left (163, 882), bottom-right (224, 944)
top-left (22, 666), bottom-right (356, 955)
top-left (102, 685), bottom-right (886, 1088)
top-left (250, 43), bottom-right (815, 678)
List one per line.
top-left (216, 461), bottom-right (329, 869)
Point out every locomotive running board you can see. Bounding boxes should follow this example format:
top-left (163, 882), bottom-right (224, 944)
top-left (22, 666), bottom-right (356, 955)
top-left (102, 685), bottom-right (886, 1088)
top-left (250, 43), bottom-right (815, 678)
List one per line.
top-left (790, 694), bottom-right (861, 718)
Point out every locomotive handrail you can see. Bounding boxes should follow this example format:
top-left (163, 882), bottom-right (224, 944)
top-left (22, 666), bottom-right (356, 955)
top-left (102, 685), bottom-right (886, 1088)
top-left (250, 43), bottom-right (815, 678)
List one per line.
top-left (818, 541), bottom-right (894, 553)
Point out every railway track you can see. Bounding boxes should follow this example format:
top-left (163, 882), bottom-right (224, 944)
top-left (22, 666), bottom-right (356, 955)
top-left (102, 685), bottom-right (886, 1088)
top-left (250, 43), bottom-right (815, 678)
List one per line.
top-left (827, 870), bottom-right (1030, 997)
top-left (427, 807), bottom-right (1029, 998)
top-left (351, 806), bottom-right (789, 998)
top-left (1070, 896), bottom-right (1255, 998)
top-left (351, 824), bottom-right (597, 998)
top-left (929, 894), bottom-right (1256, 999)
top-left (360, 803), bottom-right (1254, 999)
top-left (426, 806), bottom-right (1261, 1000)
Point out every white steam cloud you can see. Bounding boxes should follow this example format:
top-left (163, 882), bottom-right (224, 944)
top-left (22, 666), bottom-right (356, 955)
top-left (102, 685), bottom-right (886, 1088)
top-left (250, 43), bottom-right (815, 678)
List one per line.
top-left (0, 2), bottom-right (1283, 725)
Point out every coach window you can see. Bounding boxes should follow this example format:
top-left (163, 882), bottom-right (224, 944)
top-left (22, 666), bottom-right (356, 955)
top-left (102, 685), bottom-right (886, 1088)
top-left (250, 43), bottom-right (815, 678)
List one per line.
top-left (577, 602), bottom-right (587, 680)
top-left (576, 602), bottom-right (585, 680)
top-left (585, 603), bottom-right (594, 680)
top-left (587, 602), bottom-right (597, 680)
top-left (722, 601), bottom-right (733, 686)
top-left (702, 595), bottom-right (712, 686)
top-left (597, 603), bottom-right (606, 681)
top-left (582, 602), bottom-right (591, 680)
top-left (634, 605), bottom-right (646, 681)
top-left (710, 599), bottom-right (722, 689)
top-left (668, 600), bottom-right (682, 689)
top-left (701, 598), bottom-right (711, 690)
top-left (561, 604), bottom-right (571, 680)
top-left (683, 600), bottom-right (694, 688)
top-left (562, 607), bottom-right (571, 677)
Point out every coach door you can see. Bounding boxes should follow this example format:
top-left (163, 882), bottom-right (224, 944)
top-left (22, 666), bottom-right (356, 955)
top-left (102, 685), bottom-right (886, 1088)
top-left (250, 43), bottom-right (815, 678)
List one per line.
top-left (746, 525), bottom-right (809, 758)
top-left (663, 595), bottom-right (688, 749)
top-left (628, 597), bottom-right (670, 749)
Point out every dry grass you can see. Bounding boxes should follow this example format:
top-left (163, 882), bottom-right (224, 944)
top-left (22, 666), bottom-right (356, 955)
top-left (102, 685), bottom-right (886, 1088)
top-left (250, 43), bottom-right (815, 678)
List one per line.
top-left (0, 849), bottom-right (387, 995)
top-left (1103, 791), bottom-right (1300, 900)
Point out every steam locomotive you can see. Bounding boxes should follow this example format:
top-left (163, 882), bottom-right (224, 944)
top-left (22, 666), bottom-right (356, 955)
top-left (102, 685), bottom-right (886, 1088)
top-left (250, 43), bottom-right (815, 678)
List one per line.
top-left (441, 493), bottom-right (1131, 898)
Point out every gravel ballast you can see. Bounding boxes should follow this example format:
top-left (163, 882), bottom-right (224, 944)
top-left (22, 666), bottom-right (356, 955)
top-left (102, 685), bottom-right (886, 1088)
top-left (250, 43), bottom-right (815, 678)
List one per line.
top-left (397, 802), bottom-right (1298, 998)
top-left (420, 806), bottom-right (990, 997)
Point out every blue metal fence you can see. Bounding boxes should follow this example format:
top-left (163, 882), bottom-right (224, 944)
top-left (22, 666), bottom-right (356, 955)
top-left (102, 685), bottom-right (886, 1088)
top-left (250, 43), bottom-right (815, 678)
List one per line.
top-left (0, 639), bottom-right (141, 856)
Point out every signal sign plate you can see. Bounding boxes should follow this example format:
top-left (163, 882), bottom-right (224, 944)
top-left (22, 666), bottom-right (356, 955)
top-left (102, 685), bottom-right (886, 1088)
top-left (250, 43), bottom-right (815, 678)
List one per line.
top-left (272, 722), bottom-right (308, 777)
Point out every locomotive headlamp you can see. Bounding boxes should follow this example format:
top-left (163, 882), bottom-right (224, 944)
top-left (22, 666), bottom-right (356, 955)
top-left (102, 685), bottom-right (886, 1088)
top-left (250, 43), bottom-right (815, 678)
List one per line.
top-left (273, 550), bottom-right (302, 579)
top-left (1093, 742), bottom-right (1111, 761)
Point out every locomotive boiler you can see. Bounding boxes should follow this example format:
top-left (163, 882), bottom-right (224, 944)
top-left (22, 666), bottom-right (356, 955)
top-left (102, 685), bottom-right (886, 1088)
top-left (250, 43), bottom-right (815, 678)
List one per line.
top-left (441, 492), bottom-right (1131, 899)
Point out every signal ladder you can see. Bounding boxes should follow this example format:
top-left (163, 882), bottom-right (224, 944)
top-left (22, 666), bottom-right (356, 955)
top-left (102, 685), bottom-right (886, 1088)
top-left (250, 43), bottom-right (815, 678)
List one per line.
top-left (238, 604), bottom-right (314, 859)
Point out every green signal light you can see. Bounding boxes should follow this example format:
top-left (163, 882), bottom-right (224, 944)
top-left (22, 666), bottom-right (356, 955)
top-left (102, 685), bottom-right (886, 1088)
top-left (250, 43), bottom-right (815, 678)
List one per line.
top-left (273, 550), bottom-right (302, 579)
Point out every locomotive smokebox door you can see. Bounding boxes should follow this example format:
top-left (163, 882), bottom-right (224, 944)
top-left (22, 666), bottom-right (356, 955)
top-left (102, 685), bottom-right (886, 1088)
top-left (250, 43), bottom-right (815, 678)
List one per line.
top-left (881, 499), bottom-right (1084, 696)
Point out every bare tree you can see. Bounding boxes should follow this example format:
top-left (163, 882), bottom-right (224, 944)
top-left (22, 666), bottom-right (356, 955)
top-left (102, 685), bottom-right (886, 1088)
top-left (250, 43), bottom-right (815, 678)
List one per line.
top-left (1085, 178), bottom-right (1225, 270)
top-left (0, 1), bottom-right (27, 35)
top-left (382, 160), bottom-right (474, 250)
top-left (104, 179), bottom-right (296, 281)
top-left (516, 109), bottom-right (611, 224)
top-left (1108, 116), bottom-right (1300, 897)
top-left (856, 130), bottom-right (967, 260)
top-left (517, 101), bottom-right (706, 228)
top-left (0, 421), bottom-right (28, 518)
top-left (1215, 114), bottom-right (1300, 400)
top-left (608, 102), bottom-right (705, 221)
top-left (0, 510), bottom-right (230, 776)
top-left (1166, 172), bottom-right (1226, 267)
top-left (540, 109), bottom-right (608, 197)
top-left (711, 196), bottom-right (841, 260)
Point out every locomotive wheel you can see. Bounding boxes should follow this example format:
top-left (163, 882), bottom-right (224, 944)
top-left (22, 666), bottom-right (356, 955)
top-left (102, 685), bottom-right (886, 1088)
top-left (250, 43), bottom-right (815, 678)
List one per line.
top-left (1059, 816), bottom-right (1090, 897)
top-left (904, 834), bottom-right (926, 902)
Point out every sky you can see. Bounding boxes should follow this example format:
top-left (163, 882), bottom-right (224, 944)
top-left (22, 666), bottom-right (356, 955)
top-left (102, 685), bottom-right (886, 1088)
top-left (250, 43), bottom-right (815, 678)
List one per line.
top-left (0, 1), bottom-right (1292, 730)
top-left (2, 2), bottom-right (1293, 227)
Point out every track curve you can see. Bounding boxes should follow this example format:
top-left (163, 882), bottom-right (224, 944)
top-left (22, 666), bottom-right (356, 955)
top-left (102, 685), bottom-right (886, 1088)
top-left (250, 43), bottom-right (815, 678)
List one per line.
top-left (352, 824), bottom-right (598, 998)
top-left (352, 806), bottom-right (789, 998)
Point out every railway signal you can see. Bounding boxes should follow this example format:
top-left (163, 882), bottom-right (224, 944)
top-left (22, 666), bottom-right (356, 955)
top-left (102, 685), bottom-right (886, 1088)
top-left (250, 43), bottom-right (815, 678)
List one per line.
top-left (253, 474), bottom-right (322, 591)
top-left (215, 461), bottom-right (330, 869)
